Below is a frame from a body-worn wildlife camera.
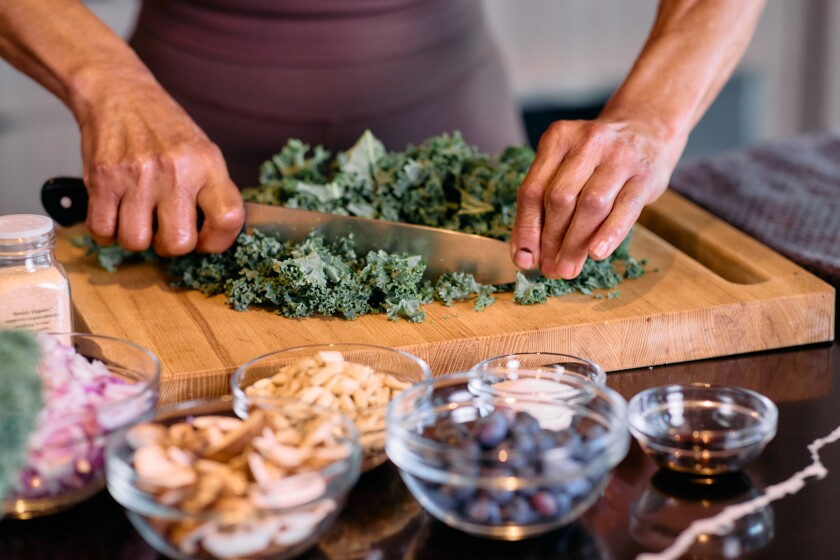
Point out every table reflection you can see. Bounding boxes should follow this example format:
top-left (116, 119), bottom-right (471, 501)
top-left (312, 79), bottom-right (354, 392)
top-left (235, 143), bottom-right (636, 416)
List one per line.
top-left (404, 515), bottom-right (605, 560)
top-left (630, 470), bottom-right (774, 558)
top-left (608, 343), bottom-right (832, 404)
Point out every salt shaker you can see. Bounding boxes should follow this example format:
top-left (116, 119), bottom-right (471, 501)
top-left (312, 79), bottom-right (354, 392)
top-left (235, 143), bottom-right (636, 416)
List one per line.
top-left (0, 214), bottom-right (72, 332)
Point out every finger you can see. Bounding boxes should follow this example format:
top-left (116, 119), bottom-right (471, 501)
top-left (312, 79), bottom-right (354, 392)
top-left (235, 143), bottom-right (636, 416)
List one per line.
top-left (588, 177), bottom-right (649, 260)
top-left (153, 191), bottom-right (198, 257)
top-left (537, 151), bottom-right (599, 278)
top-left (510, 126), bottom-right (572, 270)
top-left (549, 167), bottom-right (629, 279)
top-left (116, 173), bottom-right (156, 252)
top-left (195, 173), bottom-right (245, 253)
top-left (85, 183), bottom-right (121, 246)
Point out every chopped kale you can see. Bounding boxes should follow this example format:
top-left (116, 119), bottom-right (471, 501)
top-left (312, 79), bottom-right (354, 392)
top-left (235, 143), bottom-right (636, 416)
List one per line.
top-left (624, 258), bottom-right (646, 279)
top-left (72, 236), bottom-right (155, 272)
top-left (513, 272), bottom-right (549, 305)
top-left (432, 272), bottom-right (497, 311)
top-left (80, 130), bottom-right (646, 321)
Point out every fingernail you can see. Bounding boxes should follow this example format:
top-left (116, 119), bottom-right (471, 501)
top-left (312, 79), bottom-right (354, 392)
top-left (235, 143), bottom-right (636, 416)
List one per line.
top-left (514, 249), bottom-right (535, 269)
top-left (558, 261), bottom-right (575, 279)
top-left (591, 240), bottom-right (609, 259)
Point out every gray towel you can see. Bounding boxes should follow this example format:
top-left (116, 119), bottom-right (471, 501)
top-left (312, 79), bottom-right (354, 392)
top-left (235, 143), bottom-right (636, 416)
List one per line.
top-left (670, 131), bottom-right (840, 289)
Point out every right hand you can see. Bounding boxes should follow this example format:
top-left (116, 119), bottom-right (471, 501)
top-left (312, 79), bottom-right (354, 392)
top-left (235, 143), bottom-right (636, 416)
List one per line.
top-left (74, 71), bottom-right (244, 256)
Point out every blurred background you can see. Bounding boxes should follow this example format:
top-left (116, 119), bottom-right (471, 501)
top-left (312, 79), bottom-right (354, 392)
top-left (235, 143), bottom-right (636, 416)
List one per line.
top-left (1, 0), bottom-right (839, 215)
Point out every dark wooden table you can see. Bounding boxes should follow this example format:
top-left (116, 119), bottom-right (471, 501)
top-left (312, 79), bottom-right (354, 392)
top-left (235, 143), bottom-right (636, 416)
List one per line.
top-left (1, 340), bottom-right (837, 560)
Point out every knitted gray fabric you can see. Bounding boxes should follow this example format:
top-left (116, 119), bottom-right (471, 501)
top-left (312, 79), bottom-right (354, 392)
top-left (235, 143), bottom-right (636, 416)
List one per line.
top-left (670, 131), bottom-right (840, 288)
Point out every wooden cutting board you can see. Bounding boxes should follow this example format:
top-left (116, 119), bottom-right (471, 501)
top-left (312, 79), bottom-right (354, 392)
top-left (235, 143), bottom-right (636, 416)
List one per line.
top-left (56, 191), bottom-right (835, 405)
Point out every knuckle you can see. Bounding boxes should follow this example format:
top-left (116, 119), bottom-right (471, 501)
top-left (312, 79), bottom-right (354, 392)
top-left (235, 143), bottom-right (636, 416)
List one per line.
top-left (580, 191), bottom-right (611, 213)
top-left (191, 139), bottom-right (224, 165)
top-left (516, 182), bottom-right (544, 207)
top-left (544, 121), bottom-right (566, 140)
top-left (546, 189), bottom-right (577, 210)
top-left (157, 236), bottom-right (195, 257)
top-left (584, 121), bottom-right (607, 144)
top-left (214, 205), bottom-right (246, 232)
top-left (119, 233), bottom-right (151, 253)
top-left (86, 217), bottom-right (113, 239)
top-left (617, 190), bottom-right (646, 213)
top-left (155, 153), bottom-right (178, 176)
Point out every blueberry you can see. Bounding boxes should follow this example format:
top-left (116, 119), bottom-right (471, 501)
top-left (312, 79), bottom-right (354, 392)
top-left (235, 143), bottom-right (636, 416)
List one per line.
top-left (509, 426), bottom-right (537, 455)
top-left (441, 483), bottom-right (476, 503)
top-left (518, 484), bottom-right (538, 498)
top-left (493, 441), bottom-right (529, 471)
top-left (495, 406), bottom-right (517, 424)
top-left (428, 486), bottom-right (457, 511)
top-left (507, 496), bottom-right (537, 524)
top-left (530, 490), bottom-right (558, 518)
top-left (563, 476), bottom-right (592, 499)
top-left (466, 495), bottom-right (502, 524)
top-left (551, 428), bottom-right (583, 449)
top-left (536, 431), bottom-right (559, 452)
top-left (551, 489), bottom-right (573, 516)
top-left (513, 411), bottom-right (542, 435)
top-left (434, 421), bottom-right (470, 446)
top-left (542, 455), bottom-right (582, 477)
top-left (487, 487), bottom-right (515, 505)
top-left (449, 456), bottom-right (481, 477)
top-left (473, 412), bottom-right (509, 448)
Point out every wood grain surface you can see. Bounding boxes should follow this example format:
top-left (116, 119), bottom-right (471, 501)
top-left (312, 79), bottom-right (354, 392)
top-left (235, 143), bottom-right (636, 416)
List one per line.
top-left (56, 191), bottom-right (835, 405)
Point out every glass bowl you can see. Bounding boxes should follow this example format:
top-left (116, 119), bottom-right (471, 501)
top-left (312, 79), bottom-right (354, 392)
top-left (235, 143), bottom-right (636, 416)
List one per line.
top-left (627, 383), bottom-right (778, 475)
top-left (2, 332), bottom-right (160, 519)
top-left (472, 352), bottom-right (606, 385)
top-left (232, 344), bottom-right (431, 472)
top-left (106, 397), bottom-right (361, 560)
top-left (386, 370), bottom-right (630, 540)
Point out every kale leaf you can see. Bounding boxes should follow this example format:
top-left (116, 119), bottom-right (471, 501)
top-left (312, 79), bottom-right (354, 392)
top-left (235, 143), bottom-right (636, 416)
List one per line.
top-left (82, 130), bottom-right (645, 320)
top-left (0, 330), bottom-right (43, 502)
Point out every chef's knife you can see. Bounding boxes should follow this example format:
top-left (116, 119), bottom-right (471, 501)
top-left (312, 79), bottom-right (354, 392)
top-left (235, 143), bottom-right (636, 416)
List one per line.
top-left (41, 177), bottom-right (525, 284)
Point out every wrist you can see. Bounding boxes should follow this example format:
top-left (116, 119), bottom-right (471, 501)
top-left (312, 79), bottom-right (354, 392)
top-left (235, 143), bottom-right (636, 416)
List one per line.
top-left (598, 100), bottom-right (690, 147)
top-left (66, 60), bottom-right (158, 124)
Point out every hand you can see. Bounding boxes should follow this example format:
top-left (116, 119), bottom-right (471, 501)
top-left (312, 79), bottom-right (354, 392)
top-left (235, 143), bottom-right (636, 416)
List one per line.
top-left (510, 115), bottom-right (685, 279)
top-left (75, 71), bottom-right (244, 256)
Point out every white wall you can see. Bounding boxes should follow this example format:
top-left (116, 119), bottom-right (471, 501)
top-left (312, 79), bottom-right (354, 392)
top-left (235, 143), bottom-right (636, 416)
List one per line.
top-left (0, 0), bottom-right (139, 216)
top-left (484, 0), bottom-right (815, 141)
top-left (0, 0), bottom-right (831, 216)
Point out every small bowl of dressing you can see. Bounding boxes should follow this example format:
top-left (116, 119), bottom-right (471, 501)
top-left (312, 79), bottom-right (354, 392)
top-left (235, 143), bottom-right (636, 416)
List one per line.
top-left (627, 383), bottom-right (778, 476)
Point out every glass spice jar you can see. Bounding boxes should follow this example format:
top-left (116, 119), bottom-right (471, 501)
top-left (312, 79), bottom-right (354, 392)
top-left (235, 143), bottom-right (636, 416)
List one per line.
top-left (0, 214), bottom-right (72, 332)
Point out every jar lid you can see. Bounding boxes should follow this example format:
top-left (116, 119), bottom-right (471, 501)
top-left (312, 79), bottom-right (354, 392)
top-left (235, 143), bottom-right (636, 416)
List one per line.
top-left (0, 214), bottom-right (55, 241)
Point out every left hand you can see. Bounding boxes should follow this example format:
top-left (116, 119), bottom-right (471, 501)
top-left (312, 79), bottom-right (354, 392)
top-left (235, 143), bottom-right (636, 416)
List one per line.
top-left (510, 115), bottom-right (686, 279)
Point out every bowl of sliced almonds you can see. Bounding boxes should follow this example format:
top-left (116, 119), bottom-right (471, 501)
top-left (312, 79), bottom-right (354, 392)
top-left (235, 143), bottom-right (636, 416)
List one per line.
top-left (105, 397), bottom-right (360, 560)
top-left (232, 344), bottom-right (431, 472)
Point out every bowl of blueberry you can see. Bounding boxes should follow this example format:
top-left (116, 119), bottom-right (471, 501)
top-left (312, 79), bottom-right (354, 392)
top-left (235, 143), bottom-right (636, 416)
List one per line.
top-left (385, 370), bottom-right (629, 540)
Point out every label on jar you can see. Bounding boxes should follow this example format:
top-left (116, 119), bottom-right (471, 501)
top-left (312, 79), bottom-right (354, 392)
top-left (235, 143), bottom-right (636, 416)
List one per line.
top-left (0, 268), bottom-right (72, 333)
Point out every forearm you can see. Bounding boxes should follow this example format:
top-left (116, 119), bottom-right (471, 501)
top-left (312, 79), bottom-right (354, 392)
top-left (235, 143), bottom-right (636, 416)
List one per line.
top-left (601, 0), bottom-right (766, 141)
top-left (0, 0), bottom-right (156, 122)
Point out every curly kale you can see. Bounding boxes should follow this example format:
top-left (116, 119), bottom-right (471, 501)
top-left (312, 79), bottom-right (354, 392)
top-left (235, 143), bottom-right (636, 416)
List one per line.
top-left (72, 236), bottom-right (156, 272)
top-left (0, 330), bottom-right (43, 502)
top-left (81, 131), bottom-right (645, 321)
top-left (434, 272), bottom-right (496, 311)
top-left (242, 130), bottom-right (533, 240)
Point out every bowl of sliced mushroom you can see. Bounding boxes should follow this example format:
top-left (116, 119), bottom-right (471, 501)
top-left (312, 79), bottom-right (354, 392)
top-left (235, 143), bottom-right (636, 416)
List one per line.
top-left (105, 397), bottom-right (360, 560)
top-left (232, 344), bottom-right (431, 472)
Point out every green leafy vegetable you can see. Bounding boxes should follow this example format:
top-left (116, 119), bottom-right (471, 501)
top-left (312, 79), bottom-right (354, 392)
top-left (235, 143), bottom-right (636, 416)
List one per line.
top-left (0, 330), bottom-right (43, 502)
top-left (80, 130), bottom-right (646, 321)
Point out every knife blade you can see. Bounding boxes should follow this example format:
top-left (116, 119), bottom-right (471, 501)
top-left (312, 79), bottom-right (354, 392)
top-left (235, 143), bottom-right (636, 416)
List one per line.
top-left (41, 177), bottom-right (524, 284)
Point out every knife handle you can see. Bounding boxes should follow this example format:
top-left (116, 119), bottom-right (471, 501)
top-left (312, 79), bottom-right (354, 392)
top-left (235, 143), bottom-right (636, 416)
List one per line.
top-left (41, 177), bottom-right (88, 227)
top-left (40, 176), bottom-right (206, 231)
